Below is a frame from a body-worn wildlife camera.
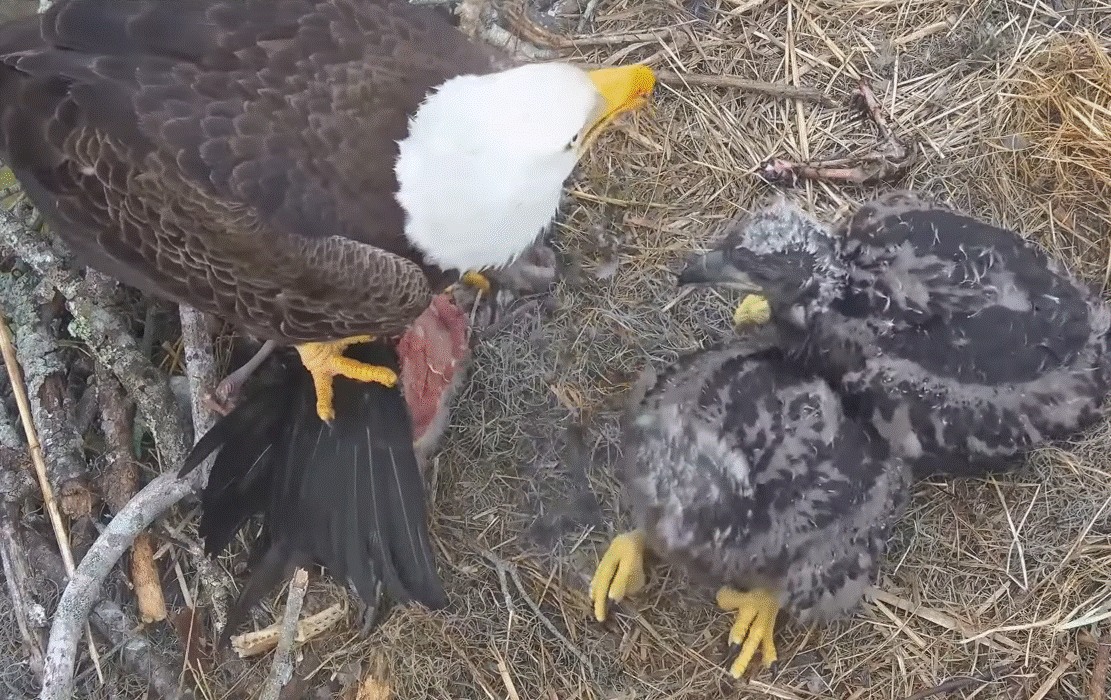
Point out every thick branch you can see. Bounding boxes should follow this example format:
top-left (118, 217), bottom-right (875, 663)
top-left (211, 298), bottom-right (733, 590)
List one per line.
top-left (23, 529), bottom-right (194, 700)
top-left (39, 468), bottom-right (203, 700)
top-left (0, 208), bottom-right (191, 467)
top-left (0, 264), bottom-right (90, 520)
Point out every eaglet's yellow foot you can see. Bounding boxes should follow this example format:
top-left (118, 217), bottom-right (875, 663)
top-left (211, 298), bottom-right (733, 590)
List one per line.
top-left (716, 587), bottom-right (780, 678)
top-left (460, 270), bottom-right (492, 295)
top-left (733, 294), bottom-right (772, 327)
top-left (589, 530), bottom-right (647, 622)
top-left (294, 335), bottom-right (398, 422)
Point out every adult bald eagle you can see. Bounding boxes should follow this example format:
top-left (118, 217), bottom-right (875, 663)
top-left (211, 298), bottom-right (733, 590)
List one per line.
top-left (590, 329), bottom-right (910, 678)
top-left (0, 0), bottom-right (653, 630)
top-left (679, 192), bottom-right (1111, 479)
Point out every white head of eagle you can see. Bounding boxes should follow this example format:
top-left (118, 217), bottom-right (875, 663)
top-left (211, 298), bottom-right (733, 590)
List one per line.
top-left (394, 62), bottom-right (654, 273)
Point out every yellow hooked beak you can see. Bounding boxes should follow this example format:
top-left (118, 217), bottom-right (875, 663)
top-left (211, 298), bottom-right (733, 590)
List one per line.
top-left (581, 64), bottom-right (656, 150)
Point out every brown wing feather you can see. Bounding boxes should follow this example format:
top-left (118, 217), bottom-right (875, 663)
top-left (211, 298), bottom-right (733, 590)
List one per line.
top-left (0, 0), bottom-right (498, 342)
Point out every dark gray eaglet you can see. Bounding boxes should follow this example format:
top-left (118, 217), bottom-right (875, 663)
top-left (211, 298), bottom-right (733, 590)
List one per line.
top-left (679, 191), bottom-right (1111, 479)
top-left (0, 0), bottom-right (654, 638)
top-left (590, 330), bottom-right (910, 678)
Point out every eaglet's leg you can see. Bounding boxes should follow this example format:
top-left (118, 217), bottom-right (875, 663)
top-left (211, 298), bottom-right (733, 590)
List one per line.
top-left (589, 530), bottom-right (647, 622)
top-left (716, 587), bottom-right (780, 678)
top-left (295, 336), bottom-right (398, 422)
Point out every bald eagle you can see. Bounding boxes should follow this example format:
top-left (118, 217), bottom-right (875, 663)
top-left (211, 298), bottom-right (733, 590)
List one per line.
top-left (679, 191), bottom-right (1111, 479)
top-left (0, 0), bottom-right (653, 632)
top-left (590, 329), bottom-right (910, 678)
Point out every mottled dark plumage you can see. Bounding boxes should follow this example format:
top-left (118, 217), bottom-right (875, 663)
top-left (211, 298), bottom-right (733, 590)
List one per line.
top-left (681, 191), bottom-right (1111, 478)
top-left (623, 329), bottom-right (909, 622)
top-left (181, 340), bottom-right (447, 640)
top-left (0, 0), bottom-right (497, 343)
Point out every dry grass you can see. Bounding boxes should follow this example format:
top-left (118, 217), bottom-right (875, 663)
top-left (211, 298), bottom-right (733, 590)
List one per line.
top-left (7, 0), bottom-right (1111, 698)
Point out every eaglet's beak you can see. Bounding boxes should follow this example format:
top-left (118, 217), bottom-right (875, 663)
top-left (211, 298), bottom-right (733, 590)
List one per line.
top-left (676, 249), bottom-right (762, 292)
top-left (582, 64), bottom-right (656, 149)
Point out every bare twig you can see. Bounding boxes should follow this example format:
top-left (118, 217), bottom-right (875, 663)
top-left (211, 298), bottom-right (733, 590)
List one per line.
top-left (758, 81), bottom-right (915, 185)
top-left (0, 208), bottom-right (191, 468)
top-left (477, 550), bottom-right (595, 675)
top-left (259, 568), bottom-right (311, 700)
top-left (96, 362), bottom-right (167, 624)
top-left (0, 312), bottom-right (105, 684)
top-left (39, 468), bottom-right (203, 700)
top-left (901, 664), bottom-right (1015, 700)
top-left (23, 529), bottom-right (194, 700)
top-left (1092, 625), bottom-right (1110, 700)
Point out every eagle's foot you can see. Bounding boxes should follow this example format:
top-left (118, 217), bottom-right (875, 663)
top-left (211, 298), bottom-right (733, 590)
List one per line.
top-left (733, 294), bottom-right (771, 327)
top-left (294, 336), bottom-right (398, 422)
top-left (716, 587), bottom-right (779, 678)
top-left (589, 530), bottom-right (646, 622)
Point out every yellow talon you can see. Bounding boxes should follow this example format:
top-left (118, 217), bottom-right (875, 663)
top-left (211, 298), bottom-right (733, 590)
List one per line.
top-left (716, 587), bottom-right (780, 678)
top-left (589, 530), bottom-right (646, 622)
top-left (461, 270), bottom-right (492, 295)
top-left (294, 335), bottom-right (398, 423)
top-left (733, 294), bottom-right (771, 327)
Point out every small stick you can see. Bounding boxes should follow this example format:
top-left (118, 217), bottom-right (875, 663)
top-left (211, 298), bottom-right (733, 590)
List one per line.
top-left (0, 313), bottom-right (105, 683)
top-left (478, 550), bottom-right (595, 674)
top-left (259, 568), bottom-right (311, 700)
top-left (178, 305), bottom-right (221, 440)
top-left (97, 363), bottom-right (168, 624)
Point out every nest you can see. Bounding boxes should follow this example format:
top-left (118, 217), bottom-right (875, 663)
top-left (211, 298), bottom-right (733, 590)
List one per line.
top-left (986, 31), bottom-right (1111, 280)
top-left (4, 0), bottom-right (1111, 698)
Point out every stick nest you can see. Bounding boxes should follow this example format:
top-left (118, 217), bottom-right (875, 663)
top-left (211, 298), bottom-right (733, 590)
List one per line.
top-left (3, 0), bottom-right (1111, 698)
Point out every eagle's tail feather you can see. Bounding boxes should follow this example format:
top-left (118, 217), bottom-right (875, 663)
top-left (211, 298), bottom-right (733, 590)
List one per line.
top-left (180, 340), bottom-right (447, 642)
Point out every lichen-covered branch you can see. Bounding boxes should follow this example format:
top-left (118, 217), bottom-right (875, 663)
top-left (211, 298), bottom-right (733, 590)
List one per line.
top-left (258, 568), bottom-right (310, 700)
top-left (0, 208), bottom-right (191, 468)
top-left (0, 209), bottom-right (202, 699)
top-left (177, 305), bottom-right (219, 444)
top-left (0, 263), bottom-right (90, 520)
